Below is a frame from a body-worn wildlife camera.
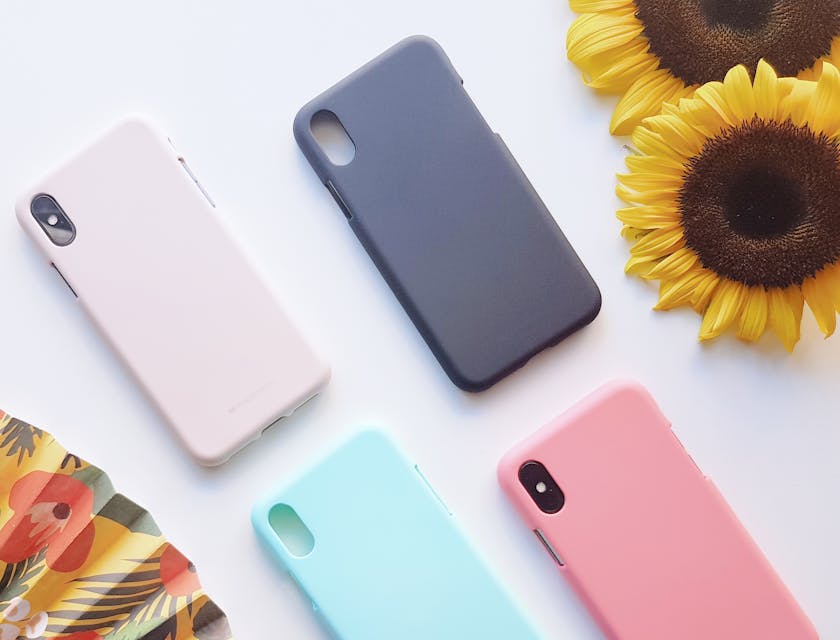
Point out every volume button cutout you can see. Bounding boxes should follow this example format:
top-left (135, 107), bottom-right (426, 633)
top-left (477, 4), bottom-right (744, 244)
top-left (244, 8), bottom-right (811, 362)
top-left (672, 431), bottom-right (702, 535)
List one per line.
top-left (325, 181), bottom-right (352, 220)
top-left (51, 264), bottom-right (77, 298)
top-left (177, 156), bottom-right (216, 208)
top-left (414, 465), bottom-right (452, 515)
top-left (669, 430), bottom-right (703, 476)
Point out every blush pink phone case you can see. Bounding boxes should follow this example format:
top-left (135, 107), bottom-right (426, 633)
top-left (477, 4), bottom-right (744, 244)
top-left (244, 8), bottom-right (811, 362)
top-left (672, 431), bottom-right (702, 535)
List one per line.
top-left (498, 381), bottom-right (817, 640)
top-left (16, 117), bottom-right (330, 465)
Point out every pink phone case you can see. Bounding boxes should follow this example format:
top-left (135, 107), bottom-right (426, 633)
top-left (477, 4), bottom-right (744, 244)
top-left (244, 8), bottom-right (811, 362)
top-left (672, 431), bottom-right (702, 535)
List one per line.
top-left (498, 381), bottom-right (817, 639)
top-left (16, 117), bottom-right (330, 466)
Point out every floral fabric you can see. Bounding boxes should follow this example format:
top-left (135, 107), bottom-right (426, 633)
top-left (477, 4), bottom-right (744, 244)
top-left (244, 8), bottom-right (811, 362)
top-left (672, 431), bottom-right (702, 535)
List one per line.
top-left (0, 412), bottom-right (233, 640)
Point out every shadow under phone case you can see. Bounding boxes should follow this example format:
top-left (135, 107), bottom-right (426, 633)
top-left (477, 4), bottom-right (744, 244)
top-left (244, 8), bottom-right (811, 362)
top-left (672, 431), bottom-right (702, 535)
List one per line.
top-left (498, 381), bottom-right (817, 640)
top-left (252, 430), bottom-right (539, 640)
top-left (294, 36), bottom-right (601, 392)
top-left (16, 117), bottom-right (329, 466)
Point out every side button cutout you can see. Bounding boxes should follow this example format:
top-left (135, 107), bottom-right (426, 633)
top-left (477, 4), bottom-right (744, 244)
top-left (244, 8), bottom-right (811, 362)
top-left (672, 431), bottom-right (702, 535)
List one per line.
top-left (325, 181), bottom-right (352, 220)
top-left (52, 264), bottom-right (77, 298)
top-left (534, 529), bottom-right (565, 568)
top-left (414, 465), bottom-right (452, 515)
top-left (178, 156), bottom-right (216, 208)
top-left (669, 430), bottom-right (704, 476)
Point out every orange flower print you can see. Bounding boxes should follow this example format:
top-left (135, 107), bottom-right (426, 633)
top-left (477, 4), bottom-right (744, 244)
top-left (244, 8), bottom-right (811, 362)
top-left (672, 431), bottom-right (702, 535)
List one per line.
top-left (0, 471), bottom-right (95, 572)
top-left (160, 544), bottom-right (201, 597)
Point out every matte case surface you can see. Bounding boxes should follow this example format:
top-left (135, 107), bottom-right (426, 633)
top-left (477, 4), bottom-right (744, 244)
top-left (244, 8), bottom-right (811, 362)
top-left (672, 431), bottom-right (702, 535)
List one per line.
top-left (498, 381), bottom-right (817, 640)
top-left (294, 36), bottom-right (601, 391)
top-left (252, 430), bottom-right (539, 640)
top-left (16, 117), bottom-right (329, 466)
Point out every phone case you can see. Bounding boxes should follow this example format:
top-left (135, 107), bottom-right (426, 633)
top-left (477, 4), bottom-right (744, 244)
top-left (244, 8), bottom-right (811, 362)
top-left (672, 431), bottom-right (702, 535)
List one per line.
top-left (294, 36), bottom-right (601, 392)
top-left (252, 429), bottom-right (539, 639)
top-left (16, 117), bottom-right (330, 466)
top-left (498, 381), bottom-right (817, 640)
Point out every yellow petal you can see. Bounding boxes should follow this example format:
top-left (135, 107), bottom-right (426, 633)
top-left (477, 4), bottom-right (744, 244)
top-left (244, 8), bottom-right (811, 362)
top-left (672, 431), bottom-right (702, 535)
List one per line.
top-left (616, 204), bottom-right (679, 230)
top-left (643, 113), bottom-right (707, 159)
top-left (822, 263), bottom-right (840, 312)
top-left (624, 153), bottom-right (687, 176)
top-left (644, 247), bottom-right (700, 281)
top-left (655, 269), bottom-right (715, 310)
top-left (805, 62), bottom-right (840, 136)
top-left (803, 272), bottom-right (837, 337)
top-left (570, 0), bottom-right (633, 10)
top-left (693, 81), bottom-right (738, 128)
top-left (699, 280), bottom-right (746, 340)
top-left (567, 10), bottom-right (649, 90)
top-left (616, 181), bottom-right (680, 206)
top-left (631, 125), bottom-right (688, 163)
top-left (690, 272), bottom-right (722, 313)
top-left (781, 80), bottom-right (818, 127)
top-left (629, 226), bottom-right (685, 258)
top-left (768, 287), bottom-right (803, 351)
top-left (617, 171), bottom-right (684, 191)
top-left (722, 65), bottom-right (756, 122)
top-left (625, 253), bottom-right (658, 276)
top-left (736, 287), bottom-right (769, 342)
top-left (611, 68), bottom-right (694, 136)
top-left (753, 60), bottom-right (781, 120)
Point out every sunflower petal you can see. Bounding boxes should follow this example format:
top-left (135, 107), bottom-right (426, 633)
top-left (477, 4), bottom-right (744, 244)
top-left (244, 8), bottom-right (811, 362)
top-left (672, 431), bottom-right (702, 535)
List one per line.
top-left (690, 272), bottom-right (722, 313)
top-left (768, 287), bottom-right (803, 351)
top-left (722, 65), bottom-right (757, 122)
top-left (753, 60), bottom-right (782, 120)
top-left (570, 0), bottom-right (633, 10)
top-left (655, 269), bottom-right (715, 310)
top-left (611, 69), bottom-right (695, 136)
top-left (693, 81), bottom-right (738, 128)
top-left (631, 126), bottom-right (687, 162)
top-left (644, 247), bottom-right (700, 281)
top-left (803, 272), bottom-right (838, 336)
top-left (699, 280), bottom-right (746, 340)
top-left (736, 287), bottom-right (769, 342)
top-left (805, 62), bottom-right (840, 136)
top-left (643, 113), bottom-right (707, 159)
top-left (616, 204), bottom-right (679, 229)
top-left (629, 226), bottom-right (685, 258)
top-left (782, 80), bottom-right (818, 127)
top-left (822, 263), bottom-right (840, 312)
top-left (617, 172), bottom-right (683, 191)
top-left (567, 10), bottom-right (653, 91)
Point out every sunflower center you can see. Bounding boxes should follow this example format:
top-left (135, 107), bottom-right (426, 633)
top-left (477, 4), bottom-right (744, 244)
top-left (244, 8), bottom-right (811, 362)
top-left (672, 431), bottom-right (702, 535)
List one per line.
top-left (724, 167), bottom-right (804, 238)
top-left (633, 0), bottom-right (840, 85)
top-left (679, 118), bottom-right (840, 288)
top-left (700, 0), bottom-right (773, 31)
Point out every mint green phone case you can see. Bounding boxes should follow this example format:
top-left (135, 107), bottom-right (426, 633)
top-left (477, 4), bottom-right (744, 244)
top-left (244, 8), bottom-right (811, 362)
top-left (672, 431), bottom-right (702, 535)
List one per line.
top-left (252, 430), bottom-right (539, 639)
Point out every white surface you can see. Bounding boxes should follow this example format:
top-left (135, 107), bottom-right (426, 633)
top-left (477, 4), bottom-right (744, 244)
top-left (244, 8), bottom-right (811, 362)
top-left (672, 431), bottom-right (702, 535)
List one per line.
top-left (0, 2), bottom-right (836, 638)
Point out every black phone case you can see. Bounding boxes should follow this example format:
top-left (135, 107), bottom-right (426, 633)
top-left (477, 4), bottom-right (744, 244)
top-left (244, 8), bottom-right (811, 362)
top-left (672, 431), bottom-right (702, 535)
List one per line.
top-left (294, 36), bottom-right (601, 391)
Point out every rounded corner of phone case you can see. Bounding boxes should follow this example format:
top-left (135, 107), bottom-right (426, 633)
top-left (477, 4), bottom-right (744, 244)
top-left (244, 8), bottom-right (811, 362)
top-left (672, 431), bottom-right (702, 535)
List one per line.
top-left (496, 451), bottom-right (521, 493)
top-left (584, 284), bottom-right (603, 323)
top-left (190, 442), bottom-right (234, 468)
top-left (111, 113), bottom-right (163, 139)
top-left (14, 192), bottom-right (33, 230)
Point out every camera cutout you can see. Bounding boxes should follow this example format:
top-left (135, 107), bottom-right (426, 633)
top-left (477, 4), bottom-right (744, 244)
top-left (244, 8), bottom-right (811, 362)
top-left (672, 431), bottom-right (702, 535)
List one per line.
top-left (310, 110), bottom-right (356, 166)
top-left (519, 461), bottom-right (565, 514)
top-left (31, 194), bottom-right (76, 246)
top-left (268, 503), bottom-right (315, 558)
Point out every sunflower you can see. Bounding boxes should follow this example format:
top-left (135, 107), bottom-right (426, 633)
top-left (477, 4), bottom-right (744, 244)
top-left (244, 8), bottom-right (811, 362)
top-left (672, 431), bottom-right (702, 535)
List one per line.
top-left (619, 60), bottom-right (840, 350)
top-left (567, 0), bottom-right (840, 135)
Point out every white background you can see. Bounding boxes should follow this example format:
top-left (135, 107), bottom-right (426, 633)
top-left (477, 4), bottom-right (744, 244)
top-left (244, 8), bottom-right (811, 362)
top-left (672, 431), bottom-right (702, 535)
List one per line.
top-left (0, 2), bottom-right (837, 638)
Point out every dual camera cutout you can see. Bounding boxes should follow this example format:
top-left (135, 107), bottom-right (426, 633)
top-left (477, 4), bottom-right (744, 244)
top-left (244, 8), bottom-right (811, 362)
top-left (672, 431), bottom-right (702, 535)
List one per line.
top-left (519, 460), bottom-right (565, 514)
top-left (31, 194), bottom-right (75, 246)
top-left (310, 110), bottom-right (355, 166)
top-left (268, 503), bottom-right (315, 558)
